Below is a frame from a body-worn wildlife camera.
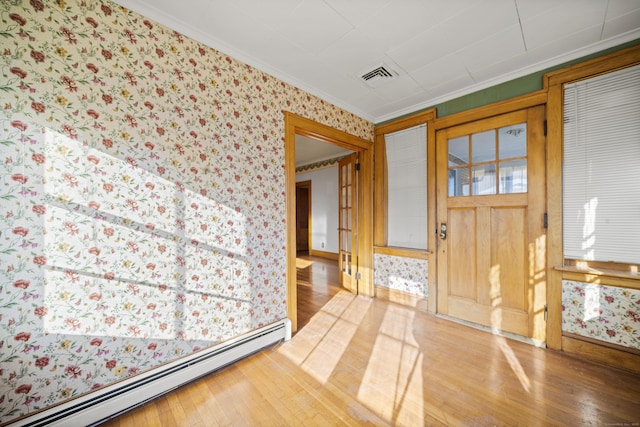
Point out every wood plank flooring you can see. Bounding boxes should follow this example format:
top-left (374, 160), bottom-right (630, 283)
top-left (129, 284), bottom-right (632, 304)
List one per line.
top-left (101, 255), bottom-right (640, 426)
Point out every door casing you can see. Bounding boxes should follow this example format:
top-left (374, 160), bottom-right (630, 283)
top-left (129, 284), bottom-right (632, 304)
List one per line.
top-left (435, 106), bottom-right (547, 342)
top-left (285, 112), bottom-right (374, 332)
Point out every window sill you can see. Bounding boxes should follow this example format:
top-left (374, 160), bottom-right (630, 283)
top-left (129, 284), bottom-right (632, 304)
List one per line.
top-left (555, 264), bottom-right (640, 290)
top-left (374, 246), bottom-right (431, 260)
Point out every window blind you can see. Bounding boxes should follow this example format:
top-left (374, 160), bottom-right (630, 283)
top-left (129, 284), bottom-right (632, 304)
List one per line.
top-left (385, 124), bottom-right (427, 250)
top-left (563, 64), bottom-right (640, 264)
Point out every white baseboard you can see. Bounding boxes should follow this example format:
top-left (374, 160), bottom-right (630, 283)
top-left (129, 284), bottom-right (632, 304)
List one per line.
top-left (10, 319), bottom-right (291, 427)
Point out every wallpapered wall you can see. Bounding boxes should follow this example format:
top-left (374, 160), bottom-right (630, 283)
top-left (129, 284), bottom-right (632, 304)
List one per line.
top-left (0, 0), bottom-right (372, 423)
top-left (562, 281), bottom-right (640, 350)
top-left (375, 254), bottom-right (428, 298)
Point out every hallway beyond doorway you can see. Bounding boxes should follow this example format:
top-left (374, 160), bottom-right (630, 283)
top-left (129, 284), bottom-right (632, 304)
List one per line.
top-left (296, 254), bottom-right (341, 331)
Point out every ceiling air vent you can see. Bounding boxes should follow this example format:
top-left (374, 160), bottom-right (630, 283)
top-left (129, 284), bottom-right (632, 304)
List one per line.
top-left (360, 63), bottom-right (398, 87)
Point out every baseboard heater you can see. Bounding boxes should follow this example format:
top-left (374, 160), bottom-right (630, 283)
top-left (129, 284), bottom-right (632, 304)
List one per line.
top-left (10, 319), bottom-right (291, 427)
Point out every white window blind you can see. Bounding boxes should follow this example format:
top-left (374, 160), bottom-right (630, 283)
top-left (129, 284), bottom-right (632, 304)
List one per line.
top-left (385, 124), bottom-right (427, 250)
top-left (563, 64), bottom-right (640, 264)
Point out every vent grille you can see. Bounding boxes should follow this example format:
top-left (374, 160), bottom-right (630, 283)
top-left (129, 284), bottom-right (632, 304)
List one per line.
top-left (361, 64), bottom-right (398, 86)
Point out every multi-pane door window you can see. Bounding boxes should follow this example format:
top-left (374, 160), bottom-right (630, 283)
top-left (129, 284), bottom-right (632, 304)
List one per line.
top-left (448, 124), bottom-right (527, 197)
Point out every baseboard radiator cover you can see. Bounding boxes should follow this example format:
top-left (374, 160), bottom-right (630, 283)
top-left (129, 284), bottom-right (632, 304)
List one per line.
top-left (9, 319), bottom-right (292, 427)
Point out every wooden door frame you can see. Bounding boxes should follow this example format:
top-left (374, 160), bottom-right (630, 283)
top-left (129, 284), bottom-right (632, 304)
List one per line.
top-left (285, 112), bottom-right (374, 332)
top-left (295, 180), bottom-right (311, 253)
top-left (544, 45), bottom-right (640, 361)
top-left (434, 106), bottom-right (547, 342)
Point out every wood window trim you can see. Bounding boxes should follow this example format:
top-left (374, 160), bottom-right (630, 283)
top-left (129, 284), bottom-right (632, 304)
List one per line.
top-left (544, 44), bottom-right (640, 351)
top-left (555, 259), bottom-right (640, 290)
top-left (374, 109), bottom-right (436, 248)
top-left (374, 109), bottom-right (437, 312)
top-left (374, 246), bottom-right (430, 260)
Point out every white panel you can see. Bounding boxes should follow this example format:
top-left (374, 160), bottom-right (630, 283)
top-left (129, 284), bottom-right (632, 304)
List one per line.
top-left (440, 0), bottom-right (519, 49)
top-left (424, 74), bottom-right (476, 100)
top-left (459, 24), bottom-right (526, 74)
top-left (296, 167), bottom-right (340, 253)
top-left (273, 0), bottom-right (354, 54)
top-left (603, 8), bottom-right (640, 39)
top-left (410, 54), bottom-right (470, 89)
top-left (373, 73), bottom-right (424, 102)
top-left (316, 29), bottom-right (388, 76)
top-left (524, 26), bottom-right (603, 65)
top-left (521, 0), bottom-right (607, 49)
top-left (323, 0), bottom-right (391, 27)
top-left (605, 0), bottom-right (640, 19)
top-left (563, 64), bottom-right (640, 264)
top-left (355, 1), bottom-right (453, 51)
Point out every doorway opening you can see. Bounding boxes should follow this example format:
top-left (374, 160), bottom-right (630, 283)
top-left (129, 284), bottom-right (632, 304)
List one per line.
top-left (285, 112), bottom-right (374, 332)
top-left (295, 181), bottom-right (311, 254)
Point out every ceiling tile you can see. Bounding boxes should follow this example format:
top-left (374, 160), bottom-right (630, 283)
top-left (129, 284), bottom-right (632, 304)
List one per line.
top-left (468, 52), bottom-right (531, 84)
top-left (354, 1), bottom-right (446, 52)
top-left (521, 0), bottom-right (607, 50)
top-left (323, 0), bottom-right (392, 28)
top-left (603, 8), bottom-right (640, 39)
top-left (605, 0), bottom-right (640, 18)
top-left (225, 0), bottom-right (304, 22)
top-left (316, 29), bottom-right (389, 77)
top-left (275, 0), bottom-right (354, 53)
top-left (410, 54), bottom-right (471, 89)
top-left (524, 25), bottom-right (603, 63)
top-left (388, 0), bottom-right (518, 73)
top-left (200, 3), bottom-right (314, 70)
top-left (515, 0), bottom-right (564, 21)
top-left (459, 24), bottom-right (526, 75)
top-left (438, 0), bottom-right (519, 53)
top-left (427, 74), bottom-right (476, 100)
top-left (373, 74), bottom-right (424, 102)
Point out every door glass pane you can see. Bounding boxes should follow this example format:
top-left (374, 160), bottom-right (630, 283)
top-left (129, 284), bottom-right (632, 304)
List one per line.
top-left (449, 167), bottom-right (470, 196)
top-left (472, 130), bottom-right (495, 163)
top-left (448, 136), bottom-right (469, 166)
top-left (472, 164), bottom-right (496, 195)
top-left (499, 124), bottom-right (527, 159)
top-left (346, 163), bottom-right (352, 185)
top-left (346, 186), bottom-right (352, 208)
top-left (499, 159), bottom-right (527, 194)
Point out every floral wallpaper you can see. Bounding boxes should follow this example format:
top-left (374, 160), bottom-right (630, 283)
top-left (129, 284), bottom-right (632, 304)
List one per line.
top-left (0, 0), bottom-right (372, 423)
top-left (562, 281), bottom-right (640, 350)
top-left (374, 254), bottom-right (428, 298)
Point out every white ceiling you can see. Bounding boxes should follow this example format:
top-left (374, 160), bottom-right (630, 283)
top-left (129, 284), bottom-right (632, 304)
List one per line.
top-left (113, 0), bottom-right (640, 164)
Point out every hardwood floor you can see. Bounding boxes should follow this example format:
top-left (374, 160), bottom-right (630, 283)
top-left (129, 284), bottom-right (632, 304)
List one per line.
top-left (101, 255), bottom-right (640, 426)
top-left (295, 253), bottom-right (342, 331)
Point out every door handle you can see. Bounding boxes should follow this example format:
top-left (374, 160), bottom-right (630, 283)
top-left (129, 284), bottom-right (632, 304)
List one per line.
top-left (439, 223), bottom-right (447, 240)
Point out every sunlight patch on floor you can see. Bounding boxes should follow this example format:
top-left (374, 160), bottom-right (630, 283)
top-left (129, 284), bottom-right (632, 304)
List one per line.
top-left (498, 337), bottom-right (531, 392)
top-left (278, 291), bottom-right (371, 384)
top-left (296, 258), bottom-right (314, 269)
top-left (357, 305), bottom-right (424, 426)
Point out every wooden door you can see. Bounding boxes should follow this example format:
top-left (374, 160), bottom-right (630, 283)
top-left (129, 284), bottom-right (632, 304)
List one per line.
top-left (436, 107), bottom-right (547, 341)
top-left (296, 182), bottom-right (310, 252)
top-left (339, 154), bottom-right (358, 292)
